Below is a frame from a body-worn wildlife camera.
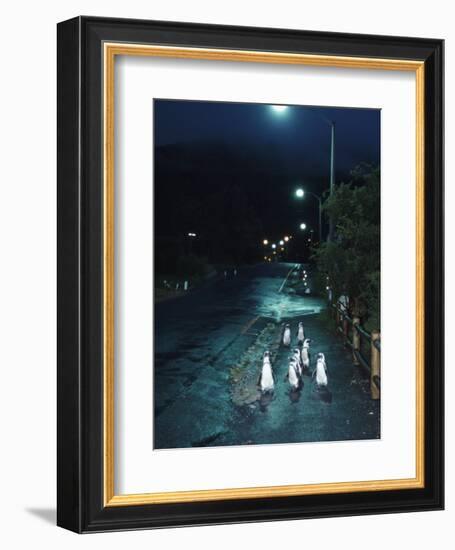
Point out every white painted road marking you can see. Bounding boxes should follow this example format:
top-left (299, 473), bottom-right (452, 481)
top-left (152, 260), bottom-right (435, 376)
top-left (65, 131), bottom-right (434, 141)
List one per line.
top-left (278, 264), bottom-right (299, 293)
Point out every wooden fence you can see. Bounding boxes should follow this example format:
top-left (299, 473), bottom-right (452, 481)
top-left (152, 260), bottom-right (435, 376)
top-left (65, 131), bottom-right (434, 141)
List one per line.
top-left (331, 303), bottom-right (380, 400)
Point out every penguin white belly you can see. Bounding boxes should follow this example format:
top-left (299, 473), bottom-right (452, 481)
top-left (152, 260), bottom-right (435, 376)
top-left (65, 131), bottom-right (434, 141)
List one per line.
top-left (283, 329), bottom-right (291, 346)
top-left (315, 362), bottom-right (328, 386)
top-left (260, 363), bottom-right (274, 392)
top-left (297, 327), bottom-right (305, 342)
top-left (288, 364), bottom-right (299, 389)
top-left (294, 354), bottom-right (302, 376)
top-left (301, 347), bottom-right (310, 368)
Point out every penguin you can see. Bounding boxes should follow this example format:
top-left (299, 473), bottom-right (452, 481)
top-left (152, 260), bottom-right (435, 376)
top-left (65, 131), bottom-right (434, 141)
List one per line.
top-left (301, 338), bottom-right (312, 371)
top-left (286, 359), bottom-right (301, 390)
top-left (313, 352), bottom-right (328, 387)
top-left (318, 352), bottom-right (327, 368)
top-left (283, 324), bottom-right (291, 346)
top-left (297, 322), bottom-right (305, 344)
top-left (292, 348), bottom-right (303, 376)
top-left (258, 352), bottom-right (275, 393)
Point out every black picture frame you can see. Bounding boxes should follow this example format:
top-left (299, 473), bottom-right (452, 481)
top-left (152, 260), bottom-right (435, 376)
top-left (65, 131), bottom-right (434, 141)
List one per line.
top-left (57, 16), bottom-right (444, 533)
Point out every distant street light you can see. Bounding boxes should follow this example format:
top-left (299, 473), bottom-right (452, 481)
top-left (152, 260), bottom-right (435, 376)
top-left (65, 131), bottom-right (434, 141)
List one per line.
top-left (263, 239), bottom-right (269, 245)
top-left (300, 223), bottom-right (307, 230)
top-left (279, 240), bottom-right (284, 246)
top-left (187, 232), bottom-right (197, 237)
top-left (271, 243), bottom-right (277, 249)
top-left (284, 236), bottom-right (289, 242)
top-left (295, 188), bottom-right (322, 242)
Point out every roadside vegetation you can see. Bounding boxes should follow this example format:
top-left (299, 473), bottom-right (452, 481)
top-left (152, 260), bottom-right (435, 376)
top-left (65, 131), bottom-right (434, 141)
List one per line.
top-left (312, 164), bottom-right (380, 331)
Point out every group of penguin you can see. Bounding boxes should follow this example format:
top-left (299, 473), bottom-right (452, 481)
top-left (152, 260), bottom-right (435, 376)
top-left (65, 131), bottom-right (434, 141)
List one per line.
top-left (258, 321), bottom-right (328, 395)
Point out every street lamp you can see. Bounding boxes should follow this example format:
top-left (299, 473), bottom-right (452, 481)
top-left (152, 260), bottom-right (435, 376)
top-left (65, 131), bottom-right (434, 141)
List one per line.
top-left (271, 243), bottom-right (276, 249)
top-left (300, 223), bottom-right (307, 230)
top-left (295, 188), bottom-right (322, 243)
top-left (263, 239), bottom-right (269, 245)
top-left (269, 107), bottom-right (335, 241)
top-left (279, 240), bottom-right (284, 246)
top-left (284, 236), bottom-right (289, 242)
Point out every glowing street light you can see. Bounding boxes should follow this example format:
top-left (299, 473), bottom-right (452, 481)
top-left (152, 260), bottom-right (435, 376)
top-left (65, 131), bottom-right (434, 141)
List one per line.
top-left (294, 188), bottom-right (322, 242)
top-left (187, 232), bottom-right (197, 237)
top-left (279, 240), bottom-right (284, 246)
top-left (263, 239), bottom-right (269, 245)
top-left (284, 236), bottom-right (289, 242)
top-left (271, 243), bottom-right (277, 249)
top-left (270, 105), bottom-right (288, 114)
top-left (300, 223), bottom-right (307, 230)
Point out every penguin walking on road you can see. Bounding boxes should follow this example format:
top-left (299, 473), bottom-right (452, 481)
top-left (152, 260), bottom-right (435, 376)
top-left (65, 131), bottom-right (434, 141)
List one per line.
top-left (283, 324), bottom-right (291, 347)
top-left (286, 359), bottom-right (301, 391)
top-left (301, 338), bottom-right (312, 372)
top-left (313, 352), bottom-right (328, 387)
top-left (258, 351), bottom-right (274, 393)
top-left (292, 348), bottom-right (303, 377)
top-left (297, 322), bottom-right (305, 345)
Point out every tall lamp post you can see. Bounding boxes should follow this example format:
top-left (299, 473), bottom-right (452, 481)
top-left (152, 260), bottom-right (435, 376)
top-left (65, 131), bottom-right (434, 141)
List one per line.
top-left (328, 119), bottom-right (335, 241)
top-left (269, 105), bottom-right (335, 241)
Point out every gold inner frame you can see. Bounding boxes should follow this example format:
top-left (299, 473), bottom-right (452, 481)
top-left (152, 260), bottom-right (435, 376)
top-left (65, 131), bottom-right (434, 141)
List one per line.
top-left (103, 43), bottom-right (425, 507)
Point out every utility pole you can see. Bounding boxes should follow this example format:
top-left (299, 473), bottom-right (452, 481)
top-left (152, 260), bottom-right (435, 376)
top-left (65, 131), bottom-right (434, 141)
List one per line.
top-left (328, 120), bottom-right (335, 242)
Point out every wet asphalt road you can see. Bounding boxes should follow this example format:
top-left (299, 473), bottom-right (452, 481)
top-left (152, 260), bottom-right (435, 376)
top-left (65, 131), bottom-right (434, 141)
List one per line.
top-left (154, 262), bottom-right (379, 449)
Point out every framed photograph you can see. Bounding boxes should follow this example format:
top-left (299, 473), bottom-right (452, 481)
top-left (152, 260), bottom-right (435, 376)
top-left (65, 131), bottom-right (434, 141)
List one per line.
top-left (57, 16), bottom-right (444, 532)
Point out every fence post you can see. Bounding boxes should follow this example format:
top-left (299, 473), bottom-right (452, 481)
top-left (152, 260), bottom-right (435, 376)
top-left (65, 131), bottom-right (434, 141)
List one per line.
top-left (370, 330), bottom-right (380, 400)
top-left (352, 317), bottom-right (360, 365)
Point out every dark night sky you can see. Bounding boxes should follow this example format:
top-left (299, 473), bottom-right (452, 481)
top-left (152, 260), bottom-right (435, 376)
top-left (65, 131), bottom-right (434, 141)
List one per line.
top-left (154, 99), bottom-right (380, 263)
top-left (155, 99), bottom-right (380, 175)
